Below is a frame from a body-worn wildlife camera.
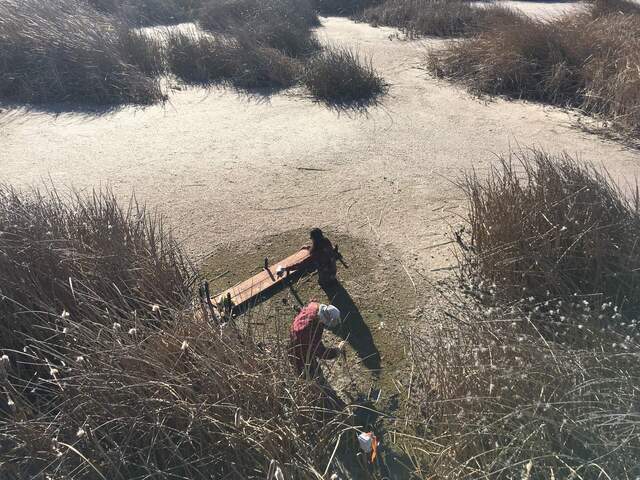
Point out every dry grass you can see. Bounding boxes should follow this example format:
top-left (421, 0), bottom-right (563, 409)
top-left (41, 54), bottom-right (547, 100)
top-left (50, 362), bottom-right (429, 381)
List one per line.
top-left (394, 148), bottom-right (640, 478)
top-left (165, 31), bottom-right (301, 89)
top-left (1, 312), bottom-right (344, 479)
top-left (198, 0), bottom-right (320, 57)
top-left (167, 0), bottom-right (318, 91)
top-left (427, 4), bottom-right (640, 135)
top-left (457, 150), bottom-right (640, 307)
top-left (303, 46), bottom-right (388, 104)
top-left (2, 158), bottom-right (638, 477)
top-left (0, 187), bottom-right (346, 479)
top-left (87, 0), bottom-right (203, 26)
top-left (0, 186), bottom-right (191, 354)
top-left (360, 0), bottom-right (523, 37)
top-left (0, 0), bottom-right (388, 106)
top-left (166, 31), bottom-right (388, 102)
top-left (589, 0), bottom-right (640, 17)
top-left (398, 293), bottom-right (640, 479)
top-left (0, 0), bottom-right (164, 105)
top-left (313, 0), bottom-right (381, 15)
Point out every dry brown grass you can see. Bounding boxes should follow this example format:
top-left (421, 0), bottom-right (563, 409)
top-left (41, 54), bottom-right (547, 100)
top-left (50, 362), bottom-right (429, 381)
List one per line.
top-left (0, 187), bottom-right (346, 479)
top-left (360, 0), bottom-right (523, 37)
top-left (1, 312), bottom-right (344, 479)
top-left (0, 0), bottom-right (164, 105)
top-left (457, 150), bottom-right (640, 308)
top-left (394, 149), bottom-right (640, 478)
top-left (165, 31), bottom-right (301, 89)
top-left (165, 31), bottom-right (387, 102)
top-left (198, 0), bottom-right (320, 57)
top-left (313, 0), bottom-right (381, 15)
top-left (398, 292), bottom-right (640, 479)
top-left (589, 0), bottom-right (640, 17)
top-left (3, 155), bottom-right (638, 478)
top-left (427, 5), bottom-right (640, 135)
top-left (0, 0), bottom-right (388, 106)
top-left (302, 46), bottom-right (388, 104)
top-left (0, 186), bottom-right (191, 354)
top-left (87, 0), bottom-right (203, 26)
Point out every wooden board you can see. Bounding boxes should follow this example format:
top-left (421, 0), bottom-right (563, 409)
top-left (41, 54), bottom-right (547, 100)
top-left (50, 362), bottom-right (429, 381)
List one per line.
top-left (214, 248), bottom-right (310, 309)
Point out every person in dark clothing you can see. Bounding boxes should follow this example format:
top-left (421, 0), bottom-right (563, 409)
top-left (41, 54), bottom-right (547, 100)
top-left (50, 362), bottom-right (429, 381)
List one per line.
top-left (284, 228), bottom-right (338, 285)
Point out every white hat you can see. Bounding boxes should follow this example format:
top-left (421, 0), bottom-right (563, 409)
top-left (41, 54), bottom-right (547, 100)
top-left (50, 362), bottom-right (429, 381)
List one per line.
top-left (318, 304), bottom-right (341, 328)
top-left (357, 432), bottom-right (374, 453)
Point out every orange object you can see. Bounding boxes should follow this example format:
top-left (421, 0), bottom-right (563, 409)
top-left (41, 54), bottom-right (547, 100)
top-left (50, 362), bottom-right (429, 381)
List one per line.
top-left (214, 248), bottom-right (311, 311)
top-left (370, 433), bottom-right (378, 463)
top-left (357, 431), bottom-right (379, 464)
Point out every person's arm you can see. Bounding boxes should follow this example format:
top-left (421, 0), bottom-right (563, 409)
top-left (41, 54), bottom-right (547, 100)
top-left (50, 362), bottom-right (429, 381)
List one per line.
top-left (284, 246), bottom-right (313, 274)
top-left (312, 335), bottom-right (345, 360)
top-left (316, 341), bottom-right (340, 360)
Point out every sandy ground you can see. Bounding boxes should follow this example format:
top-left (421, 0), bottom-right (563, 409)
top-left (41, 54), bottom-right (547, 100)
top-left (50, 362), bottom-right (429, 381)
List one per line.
top-left (1, 12), bottom-right (639, 283)
top-left (494, 0), bottom-right (584, 18)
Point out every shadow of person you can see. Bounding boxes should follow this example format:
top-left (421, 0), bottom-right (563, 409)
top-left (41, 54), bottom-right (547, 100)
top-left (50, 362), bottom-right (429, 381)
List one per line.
top-left (321, 281), bottom-right (382, 375)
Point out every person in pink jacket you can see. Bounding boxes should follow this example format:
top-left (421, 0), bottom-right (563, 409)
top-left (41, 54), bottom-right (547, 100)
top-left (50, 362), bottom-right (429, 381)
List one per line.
top-left (289, 301), bottom-right (344, 377)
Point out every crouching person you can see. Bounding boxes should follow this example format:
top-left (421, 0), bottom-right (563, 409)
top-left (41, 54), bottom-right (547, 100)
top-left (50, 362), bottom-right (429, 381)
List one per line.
top-left (289, 302), bottom-right (344, 379)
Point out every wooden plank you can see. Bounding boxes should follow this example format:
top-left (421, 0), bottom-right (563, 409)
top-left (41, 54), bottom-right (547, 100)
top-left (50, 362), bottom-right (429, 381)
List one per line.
top-left (214, 248), bottom-right (310, 309)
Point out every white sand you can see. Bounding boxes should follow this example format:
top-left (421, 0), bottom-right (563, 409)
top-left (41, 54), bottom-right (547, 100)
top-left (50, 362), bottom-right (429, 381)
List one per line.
top-left (496, 1), bottom-right (585, 18)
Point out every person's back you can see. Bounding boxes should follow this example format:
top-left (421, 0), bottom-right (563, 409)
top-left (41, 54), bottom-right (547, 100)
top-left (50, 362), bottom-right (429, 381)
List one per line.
top-left (309, 230), bottom-right (337, 285)
top-left (284, 228), bottom-right (337, 286)
top-left (290, 302), bottom-right (323, 375)
top-left (289, 302), bottom-right (341, 377)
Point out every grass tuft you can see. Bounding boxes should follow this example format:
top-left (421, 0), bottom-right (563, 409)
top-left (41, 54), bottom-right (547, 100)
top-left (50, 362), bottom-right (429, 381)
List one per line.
top-left (86, 0), bottom-right (203, 26)
top-left (313, 0), bottom-right (382, 15)
top-left (0, 0), bottom-right (165, 105)
top-left (427, 6), bottom-right (640, 135)
top-left (0, 186), bottom-right (191, 354)
top-left (165, 31), bottom-right (301, 89)
top-left (399, 294), bottom-right (640, 478)
top-left (360, 0), bottom-right (524, 37)
top-left (199, 0), bottom-right (320, 57)
top-left (459, 149), bottom-right (640, 307)
top-left (397, 148), bottom-right (640, 477)
top-left (589, 0), bottom-right (640, 17)
top-left (303, 46), bottom-right (387, 104)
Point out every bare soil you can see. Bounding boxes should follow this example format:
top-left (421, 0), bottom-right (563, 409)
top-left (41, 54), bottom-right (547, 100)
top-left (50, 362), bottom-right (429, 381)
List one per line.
top-left (202, 228), bottom-right (433, 477)
top-left (202, 228), bottom-right (423, 404)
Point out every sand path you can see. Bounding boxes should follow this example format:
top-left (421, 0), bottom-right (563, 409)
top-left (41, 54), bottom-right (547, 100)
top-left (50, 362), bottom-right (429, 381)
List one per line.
top-left (1, 14), bottom-right (639, 279)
